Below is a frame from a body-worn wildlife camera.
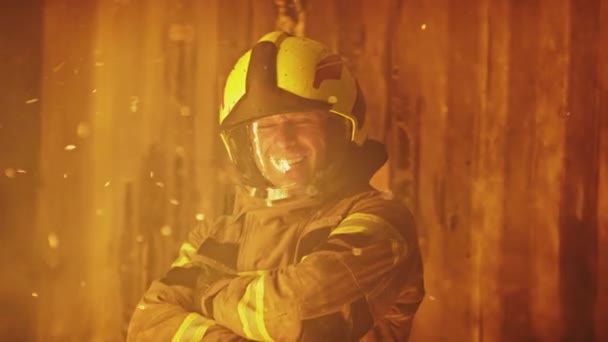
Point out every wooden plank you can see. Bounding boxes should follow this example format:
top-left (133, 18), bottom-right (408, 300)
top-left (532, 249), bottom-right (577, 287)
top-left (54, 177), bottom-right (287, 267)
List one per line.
top-left (441, 0), bottom-right (485, 339)
top-left (133, 0), bottom-right (172, 288)
top-left (559, 0), bottom-right (603, 340)
top-left (192, 0), bottom-right (220, 226)
top-left (0, 1), bottom-right (43, 340)
top-left (469, 0), bottom-right (510, 340)
top-left (355, 0), bottom-right (394, 192)
top-left (333, 0), bottom-right (363, 71)
top-left (596, 1), bottom-right (608, 339)
top-left (162, 0), bottom-right (205, 261)
top-left (89, 0), bottom-right (160, 339)
top-left (36, 1), bottom-right (97, 340)
top-left (218, 0), bottom-right (253, 74)
top-left (392, 0), bottom-right (449, 340)
top-left (498, 1), bottom-right (543, 339)
top-left (251, 0), bottom-right (276, 40)
top-left (526, 0), bottom-right (570, 340)
top-left (302, 0), bottom-right (337, 48)
top-left (559, 0), bottom-right (602, 340)
top-left (385, 0), bottom-right (422, 210)
top-left (353, 0), bottom-right (392, 142)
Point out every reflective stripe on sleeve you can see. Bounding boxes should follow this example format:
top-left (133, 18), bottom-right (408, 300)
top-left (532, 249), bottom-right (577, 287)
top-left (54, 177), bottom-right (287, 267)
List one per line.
top-left (238, 269), bottom-right (269, 277)
top-left (171, 242), bottom-right (198, 268)
top-left (237, 275), bottom-right (274, 341)
top-left (329, 225), bottom-right (370, 236)
top-left (329, 213), bottom-right (407, 264)
top-left (330, 213), bottom-right (403, 241)
top-left (171, 313), bottom-right (215, 342)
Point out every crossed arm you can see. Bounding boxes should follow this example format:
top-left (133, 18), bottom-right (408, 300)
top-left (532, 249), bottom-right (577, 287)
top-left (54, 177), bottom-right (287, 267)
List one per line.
top-left (127, 203), bottom-right (421, 341)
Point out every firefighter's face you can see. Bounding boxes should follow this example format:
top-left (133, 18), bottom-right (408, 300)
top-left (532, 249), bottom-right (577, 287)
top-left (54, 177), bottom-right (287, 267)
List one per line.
top-left (251, 112), bottom-right (328, 188)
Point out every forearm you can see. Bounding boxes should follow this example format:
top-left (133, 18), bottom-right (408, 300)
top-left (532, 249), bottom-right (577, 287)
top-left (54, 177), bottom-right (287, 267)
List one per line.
top-left (127, 274), bottom-right (246, 341)
top-left (204, 238), bottom-right (406, 341)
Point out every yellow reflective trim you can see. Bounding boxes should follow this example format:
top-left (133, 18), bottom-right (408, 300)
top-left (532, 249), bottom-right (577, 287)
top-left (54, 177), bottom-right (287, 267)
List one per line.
top-left (329, 225), bottom-right (370, 236)
top-left (170, 242), bottom-right (197, 267)
top-left (237, 280), bottom-right (255, 338)
top-left (171, 256), bottom-right (189, 268)
top-left (171, 313), bottom-right (198, 342)
top-left (238, 269), bottom-right (269, 276)
top-left (345, 213), bottom-right (391, 227)
top-left (255, 275), bottom-right (273, 341)
top-left (171, 314), bottom-right (215, 342)
top-left (191, 319), bottom-right (215, 341)
top-left (343, 213), bottom-right (402, 240)
top-left (181, 242), bottom-right (197, 253)
top-left (237, 276), bottom-right (274, 341)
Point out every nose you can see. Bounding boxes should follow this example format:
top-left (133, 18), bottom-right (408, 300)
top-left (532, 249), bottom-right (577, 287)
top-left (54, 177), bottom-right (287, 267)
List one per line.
top-left (273, 123), bottom-right (297, 148)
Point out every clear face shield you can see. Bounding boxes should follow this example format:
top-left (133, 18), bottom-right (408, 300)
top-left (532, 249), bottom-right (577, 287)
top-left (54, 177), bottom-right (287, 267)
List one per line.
top-left (222, 111), bottom-right (352, 203)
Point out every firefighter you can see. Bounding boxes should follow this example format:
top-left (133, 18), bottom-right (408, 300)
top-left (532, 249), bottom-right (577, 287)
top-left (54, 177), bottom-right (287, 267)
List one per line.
top-left (128, 31), bottom-right (424, 341)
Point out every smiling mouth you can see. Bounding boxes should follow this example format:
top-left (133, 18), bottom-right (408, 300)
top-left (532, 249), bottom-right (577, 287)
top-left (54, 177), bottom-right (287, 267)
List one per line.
top-left (270, 156), bottom-right (305, 173)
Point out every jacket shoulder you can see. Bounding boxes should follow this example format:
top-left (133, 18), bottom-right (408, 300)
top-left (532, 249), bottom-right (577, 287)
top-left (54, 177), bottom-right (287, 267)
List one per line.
top-left (328, 189), bottom-right (417, 241)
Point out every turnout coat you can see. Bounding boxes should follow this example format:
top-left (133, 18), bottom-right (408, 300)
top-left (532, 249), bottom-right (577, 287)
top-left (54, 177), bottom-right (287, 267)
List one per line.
top-left (128, 146), bottom-right (424, 341)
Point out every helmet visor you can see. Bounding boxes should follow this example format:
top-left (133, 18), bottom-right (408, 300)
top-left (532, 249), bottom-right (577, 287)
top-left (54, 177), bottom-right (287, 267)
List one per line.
top-left (223, 111), bottom-right (352, 200)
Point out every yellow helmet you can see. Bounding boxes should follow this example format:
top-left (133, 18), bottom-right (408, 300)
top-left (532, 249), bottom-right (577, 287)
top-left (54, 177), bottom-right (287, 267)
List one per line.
top-left (219, 32), bottom-right (368, 201)
top-left (220, 31), bottom-right (367, 145)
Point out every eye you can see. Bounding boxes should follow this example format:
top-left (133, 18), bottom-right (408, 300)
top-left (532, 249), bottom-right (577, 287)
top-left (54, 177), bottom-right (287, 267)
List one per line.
top-left (253, 120), bottom-right (278, 131)
top-left (291, 118), bottom-right (317, 126)
top-left (257, 123), bottom-right (276, 130)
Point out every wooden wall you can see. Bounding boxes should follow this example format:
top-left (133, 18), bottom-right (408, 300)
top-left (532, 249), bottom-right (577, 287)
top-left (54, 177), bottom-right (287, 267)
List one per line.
top-left (8, 0), bottom-right (605, 340)
top-left (0, 1), bottom-right (43, 340)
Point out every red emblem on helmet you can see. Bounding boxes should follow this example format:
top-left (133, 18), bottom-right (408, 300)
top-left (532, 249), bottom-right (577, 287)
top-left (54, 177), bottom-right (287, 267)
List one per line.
top-left (313, 55), bottom-right (343, 88)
